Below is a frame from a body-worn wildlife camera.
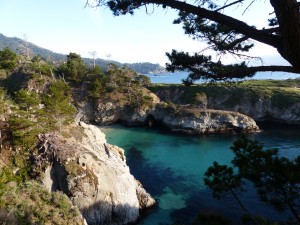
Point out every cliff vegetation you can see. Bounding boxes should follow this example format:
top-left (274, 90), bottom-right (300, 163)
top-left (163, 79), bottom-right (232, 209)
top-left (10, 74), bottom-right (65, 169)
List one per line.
top-left (0, 48), bottom-right (155, 224)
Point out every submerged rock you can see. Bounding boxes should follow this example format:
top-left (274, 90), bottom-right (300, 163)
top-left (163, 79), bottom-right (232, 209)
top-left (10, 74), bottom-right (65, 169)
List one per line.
top-left (35, 122), bottom-right (155, 225)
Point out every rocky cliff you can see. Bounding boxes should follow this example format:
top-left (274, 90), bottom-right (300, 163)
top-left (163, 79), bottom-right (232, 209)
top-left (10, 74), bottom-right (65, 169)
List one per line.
top-left (34, 122), bottom-right (155, 225)
top-left (150, 81), bottom-right (300, 125)
top-left (76, 92), bottom-right (259, 134)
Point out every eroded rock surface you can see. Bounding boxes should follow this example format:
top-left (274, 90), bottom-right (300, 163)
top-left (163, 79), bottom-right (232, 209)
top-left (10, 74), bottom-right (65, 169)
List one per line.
top-left (151, 106), bottom-right (260, 134)
top-left (35, 122), bottom-right (155, 225)
top-left (76, 91), bottom-right (259, 134)
top-left (152, 85), bottom-right (300, 125)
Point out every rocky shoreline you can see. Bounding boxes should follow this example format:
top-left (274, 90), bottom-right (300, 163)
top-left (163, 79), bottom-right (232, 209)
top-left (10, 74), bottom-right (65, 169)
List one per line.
top-left (76, 93), bottom-right (260, 135)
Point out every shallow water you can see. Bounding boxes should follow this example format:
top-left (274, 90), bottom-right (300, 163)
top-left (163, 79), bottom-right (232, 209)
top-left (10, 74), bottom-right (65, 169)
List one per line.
top-left (102, 124), bottom-right (300, 225)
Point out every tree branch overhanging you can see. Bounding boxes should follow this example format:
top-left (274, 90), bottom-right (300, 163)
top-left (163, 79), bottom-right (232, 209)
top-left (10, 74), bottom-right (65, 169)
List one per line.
top-left (166, 50), bottom-right (300, 82)
top-left (215, 0), bottom-right (246, 12)
top-left (88, 0), bottom-right (300, 82)
top-left (97, 0), bottom-right (281, 49)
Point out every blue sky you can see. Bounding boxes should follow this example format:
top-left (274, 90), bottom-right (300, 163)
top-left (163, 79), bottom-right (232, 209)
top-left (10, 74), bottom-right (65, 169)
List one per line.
top-left (0, 0), bottom-right (288, 66)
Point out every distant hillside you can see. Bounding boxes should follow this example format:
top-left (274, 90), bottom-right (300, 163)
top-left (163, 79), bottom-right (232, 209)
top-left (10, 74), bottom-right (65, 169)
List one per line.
top-left (0, 33), bottom-right (66, 63)
top-left (0, 33), bottom-right (165, 74)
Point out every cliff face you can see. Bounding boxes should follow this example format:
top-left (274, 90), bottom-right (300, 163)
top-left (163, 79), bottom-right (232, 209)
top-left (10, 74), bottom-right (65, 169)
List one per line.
top-left (77, 99), bottom-right (259, 135)
top-left (34, 122), bottom-right (155, 225)
top-left (151, 84), bottom-right (300, 125)
top-left (209, 97), bottom-right (300, 124)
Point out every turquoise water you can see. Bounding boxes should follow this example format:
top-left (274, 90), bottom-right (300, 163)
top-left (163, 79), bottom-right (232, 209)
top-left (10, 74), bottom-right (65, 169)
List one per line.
top-left (102, 124), bottom-right (300, 224)
top-left (147, 71), bottom-right (300, 84)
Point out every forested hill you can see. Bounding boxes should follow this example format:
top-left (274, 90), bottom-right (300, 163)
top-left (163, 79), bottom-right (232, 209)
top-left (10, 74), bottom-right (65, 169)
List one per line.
top-left (0, 33), bottom-right (165, 74)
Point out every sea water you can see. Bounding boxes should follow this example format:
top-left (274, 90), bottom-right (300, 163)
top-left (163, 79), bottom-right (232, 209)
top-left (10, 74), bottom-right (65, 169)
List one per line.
top-left (146, 71), bottom-right (300, 84)
top-left (102, 124), bottom-right (300, 225)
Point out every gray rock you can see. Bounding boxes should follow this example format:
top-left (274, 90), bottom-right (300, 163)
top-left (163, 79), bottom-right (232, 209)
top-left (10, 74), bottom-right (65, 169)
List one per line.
top-left (36, 122), bottom-right (155, 225)
top-left (151, 106), bottom-right (260, 134)
top-left (76, 92), bottom-right (259, 134)
top-left (153, 86), bottom-right (300, 125)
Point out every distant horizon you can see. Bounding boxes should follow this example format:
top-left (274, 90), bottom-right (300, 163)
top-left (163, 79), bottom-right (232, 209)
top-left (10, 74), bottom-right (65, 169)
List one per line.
top-left (0, 32), bottom-right (166, 67)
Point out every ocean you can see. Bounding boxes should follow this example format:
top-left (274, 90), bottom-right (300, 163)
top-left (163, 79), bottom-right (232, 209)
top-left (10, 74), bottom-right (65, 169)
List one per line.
top-left (102, 124), bottom-right (300, 225)
top-left (146, 71), bottom-right (300, 84)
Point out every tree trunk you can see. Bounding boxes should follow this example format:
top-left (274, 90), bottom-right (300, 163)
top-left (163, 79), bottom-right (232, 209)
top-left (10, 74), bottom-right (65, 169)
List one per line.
top-left (270, 0), bottom-right (300, 68)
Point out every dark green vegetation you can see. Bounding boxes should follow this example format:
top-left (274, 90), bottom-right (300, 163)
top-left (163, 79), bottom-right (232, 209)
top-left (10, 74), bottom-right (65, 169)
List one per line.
top-left (204, 136), bottom-right (300, 225)
top-left (150, 79), bottom-right (300, 109)
top-left (0, 33), bottom-right (165, 74)
top-left (0, 48), bottom-right (152, 224)
top-left (0, 181), bottom-right (84, 225)
top-left (89, 0), bottom-right (300, 83)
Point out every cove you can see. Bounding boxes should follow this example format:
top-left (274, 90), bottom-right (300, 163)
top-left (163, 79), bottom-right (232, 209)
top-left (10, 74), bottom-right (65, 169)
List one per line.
top-left (101, 124), bottom-right (300, 225)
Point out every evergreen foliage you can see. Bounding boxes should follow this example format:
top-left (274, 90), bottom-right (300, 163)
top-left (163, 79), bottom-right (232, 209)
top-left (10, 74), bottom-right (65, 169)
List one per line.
top-left (88, 0), bottom-right (300, 82)
top-left (0, 47), bottom-right (17, 71)
top-left (30, 55), bottom-right (55, 76)
top-left (42, 80), bottom-right (76, 131)
top-left (58, 52), bottom-right (87, 83)
top-left (9, 89), bottom-right (45, 149)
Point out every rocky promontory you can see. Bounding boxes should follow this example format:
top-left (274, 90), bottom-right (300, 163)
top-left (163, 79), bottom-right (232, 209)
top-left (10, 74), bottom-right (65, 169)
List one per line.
top-left (150, 80), bottom-right (300, 125)
top-left (34, 122), bottom-right (155, 225)
top-left (151, 105), bottom-right (260, 134)
top-left (76, 95), bottom-right (260, 134)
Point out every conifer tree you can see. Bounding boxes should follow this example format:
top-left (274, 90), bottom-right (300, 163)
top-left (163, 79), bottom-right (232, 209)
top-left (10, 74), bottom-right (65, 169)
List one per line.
top-left (87, 0), bottom-right (300, 82)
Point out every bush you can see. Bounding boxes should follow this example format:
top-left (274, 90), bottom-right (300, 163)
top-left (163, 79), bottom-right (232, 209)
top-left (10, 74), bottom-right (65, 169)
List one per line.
top-left (0, 181), bottom-right (85, 225)
top-left (0, 48), bottom-right (17, 70)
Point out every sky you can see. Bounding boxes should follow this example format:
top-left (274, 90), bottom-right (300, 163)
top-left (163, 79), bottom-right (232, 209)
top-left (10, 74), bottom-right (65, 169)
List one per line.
top-left (0, 0), bottom-right (289, 66)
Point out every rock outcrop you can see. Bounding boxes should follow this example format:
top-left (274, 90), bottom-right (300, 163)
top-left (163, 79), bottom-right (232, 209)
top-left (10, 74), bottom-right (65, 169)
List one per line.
top-left (151, 105), bottom-right (260, 134)
top-left (75, 88), bottom-right (160, 127)
top-left (152, 84), bottom-right (300, 125)
top-left (35, 122), bottom-right (155, 225)
top-left (76, 90), bottom-right (259, 134)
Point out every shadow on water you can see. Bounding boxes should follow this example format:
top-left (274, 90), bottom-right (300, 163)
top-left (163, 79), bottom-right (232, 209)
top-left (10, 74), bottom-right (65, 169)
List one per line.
top-left (126, 146), bottom-right (187, 197)
top-left (170, 186), bottom-right (294, 225)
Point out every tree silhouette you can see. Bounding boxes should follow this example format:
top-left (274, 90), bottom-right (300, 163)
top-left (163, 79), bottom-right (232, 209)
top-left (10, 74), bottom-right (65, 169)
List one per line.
top-left (86, 0), bottom-right (300, 82)
top-left (204, 136), bottom-right (300, 224)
